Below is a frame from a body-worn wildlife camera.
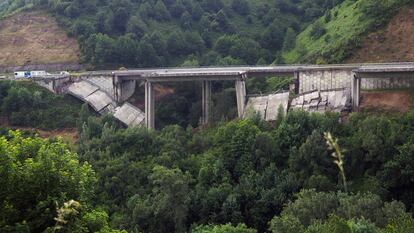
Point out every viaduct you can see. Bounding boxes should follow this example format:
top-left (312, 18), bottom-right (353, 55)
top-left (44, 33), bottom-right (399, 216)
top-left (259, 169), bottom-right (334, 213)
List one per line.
top-left (34, 63), bottom-right (414, 129)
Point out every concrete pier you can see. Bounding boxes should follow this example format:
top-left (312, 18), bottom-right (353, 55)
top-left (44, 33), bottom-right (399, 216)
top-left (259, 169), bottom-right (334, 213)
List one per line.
top-left (235, 79), bottom-right (247, 118)
top-left (145, 81), bottom-right (155, 129)
top-left (201, 80), bottom-right (211, 124)
top-left (351, 75), bottom-right (361, 107)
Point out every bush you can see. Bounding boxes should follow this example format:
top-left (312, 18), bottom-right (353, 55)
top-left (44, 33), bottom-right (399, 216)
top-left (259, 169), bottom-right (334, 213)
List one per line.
top-left (269, 190), bottom-right (410, 233)
top-left (309, 21), bottom-right (326, 39)
top-left (192, 223), bottom-right (256, 233)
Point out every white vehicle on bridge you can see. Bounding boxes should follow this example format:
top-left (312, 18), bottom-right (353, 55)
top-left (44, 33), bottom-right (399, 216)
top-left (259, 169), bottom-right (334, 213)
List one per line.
top-left (14, 71), bottom-right (31, 79)
top-left (14, 70), bottom-right (48, 79)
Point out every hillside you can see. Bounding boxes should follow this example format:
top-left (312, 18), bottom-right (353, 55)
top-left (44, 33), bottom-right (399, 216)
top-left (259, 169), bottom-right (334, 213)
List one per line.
top-left (348, 5), bottom-right (414, 63)
top-left (283, 0), bottom-right (413, 64)
top-left (0, 0), bottom-right (345, 68)
top-left (0, 10), bottom-right (80, 67)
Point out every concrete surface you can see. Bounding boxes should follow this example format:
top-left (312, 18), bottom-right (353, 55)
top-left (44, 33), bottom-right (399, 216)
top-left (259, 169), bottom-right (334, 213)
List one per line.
top-left (85, 90), bottom-right (116, 113)
top-left (290, 89), bottom-right (352, 113)
top-left (114, 103), bottom-right (145, 127)
top-left (245, 92), bottom-right (290, 121)
top-left (67, 81), bottom-right (99, 99)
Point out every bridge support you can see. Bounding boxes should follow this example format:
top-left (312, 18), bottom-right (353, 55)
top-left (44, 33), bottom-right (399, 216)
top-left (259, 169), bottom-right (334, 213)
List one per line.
top-left (294, 71), bottom-right (300, 94)
top-left (145, 81), bottom-right (155, 129)
top-left (351, 75), bottom-right (361, 107)
top-left (113, 75), bottom-right (121, 103)
top-left (113, 75), bottom-right (136, 103)
top-left (201, 80), bottom-right (212, 125)
top-left (235, 79), bottom-right (246, 118)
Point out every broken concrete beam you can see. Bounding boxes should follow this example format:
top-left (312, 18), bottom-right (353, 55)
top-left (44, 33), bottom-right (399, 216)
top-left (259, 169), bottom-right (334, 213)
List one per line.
top-left (114, 103), bottom-right (145, 127)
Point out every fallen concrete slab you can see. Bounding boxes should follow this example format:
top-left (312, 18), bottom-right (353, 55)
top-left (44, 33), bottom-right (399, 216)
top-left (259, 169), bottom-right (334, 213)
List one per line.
top-left (85, 90), bottom-right (116, 113)
top-left (244, 92), bottom-right (290, 121)
top-left (67, 81), bottom-right (99, 99)
top-left (114, 103), bottom-right (145, 127)
top-left (266, 92), bottom-right (290, 121)
top-left (245, 96), bottom-right (268, 118)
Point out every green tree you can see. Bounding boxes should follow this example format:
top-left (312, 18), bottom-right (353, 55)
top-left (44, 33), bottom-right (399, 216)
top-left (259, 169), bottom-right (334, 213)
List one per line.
top-left (192, 223), bottom-right (256, 233)
top-left (231, 0), bottom-right (249, 15)
top-left (154, 0), bottom-right (171, 21)
top-left (282, 28), bottom-right (296, 51)
top-left (127, 16), bottom-right (147, 39)
top-left (309, 20), bottom-right (326, 39)
top-left (0, 131), bottom-right (96, 232)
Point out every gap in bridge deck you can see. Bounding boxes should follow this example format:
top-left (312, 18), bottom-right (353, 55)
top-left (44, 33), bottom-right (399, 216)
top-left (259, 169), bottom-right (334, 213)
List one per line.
top-left (210, 81), bottom-right (238, 123)
top-left (245, 76), bottom-right (295, 96)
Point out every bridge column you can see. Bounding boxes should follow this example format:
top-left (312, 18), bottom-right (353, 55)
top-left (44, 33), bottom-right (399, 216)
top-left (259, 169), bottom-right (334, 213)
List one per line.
top-left (113, 75), bottom-right (122, 103)
top-left (294, 71), bottom-right (300, 94)
top-left (235, 75), bottom-right (247, 118)
top-left (201, 80), bottom-right (212, 125)
top-left (145, 81), bottom-right (155, 129)
top-left (351, 74), bottom-right (361, 107)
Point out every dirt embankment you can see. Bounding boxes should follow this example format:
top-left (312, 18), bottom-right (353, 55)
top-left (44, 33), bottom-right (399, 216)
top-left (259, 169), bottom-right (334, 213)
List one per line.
top-left (359, 90), bottom-right (413, 113)
top-left (348, 6), bottom-right (414, 63)
top-left (1, 117), bottom-right (78, 145)
top-left (0, 11), bottom-right (80, 67)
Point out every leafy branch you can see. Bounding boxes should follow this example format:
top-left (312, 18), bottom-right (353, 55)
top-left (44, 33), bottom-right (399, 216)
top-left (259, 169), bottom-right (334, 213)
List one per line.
top-left (324, 132), bottom-right (347, 193)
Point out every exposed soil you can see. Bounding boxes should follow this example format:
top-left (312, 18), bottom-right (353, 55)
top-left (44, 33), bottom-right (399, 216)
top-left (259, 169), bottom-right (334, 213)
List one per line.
top-left (348, 5), bottom-right (414, 63)
top-left (0, 117), bottom-right (78, 145)
top-left (359, 90), bottom-right (413, 113)
top-left (0, 11), bottom-right (80, 66)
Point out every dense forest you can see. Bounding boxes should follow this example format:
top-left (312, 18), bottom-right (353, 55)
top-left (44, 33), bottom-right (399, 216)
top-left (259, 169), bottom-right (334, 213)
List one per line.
top-left (0, 0), bottom-right (347, 68)
top-left (3, 104), bottom-right (414, 232)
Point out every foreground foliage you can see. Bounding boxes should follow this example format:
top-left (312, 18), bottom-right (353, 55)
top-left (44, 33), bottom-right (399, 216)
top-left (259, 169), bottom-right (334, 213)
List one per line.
top-left (75, 109), bottom-right (414, 232)
top-left (0, 130), bottom-right (122, 232)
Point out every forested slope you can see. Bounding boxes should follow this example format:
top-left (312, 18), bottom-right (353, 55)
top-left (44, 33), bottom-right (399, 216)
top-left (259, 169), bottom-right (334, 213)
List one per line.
top-left (0, 0), bottom-right (345, 68)
top-left (2, 0), bottom-right (413, 67)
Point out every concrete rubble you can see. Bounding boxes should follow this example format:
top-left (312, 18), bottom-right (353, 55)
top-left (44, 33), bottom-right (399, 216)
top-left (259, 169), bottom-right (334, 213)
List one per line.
top-left (245, 88), bottom-right (351, 121)
top-left (290, 88), bottom-right (352, 113)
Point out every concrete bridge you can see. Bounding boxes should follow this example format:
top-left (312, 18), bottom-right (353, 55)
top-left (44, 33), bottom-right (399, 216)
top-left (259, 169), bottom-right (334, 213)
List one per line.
top-left (35, 62), bottom-right (414, 129)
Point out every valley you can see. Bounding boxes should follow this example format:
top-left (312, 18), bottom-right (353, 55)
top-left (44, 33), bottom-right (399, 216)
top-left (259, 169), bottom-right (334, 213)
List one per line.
top-left (1, 0), bottom-right (414, 233)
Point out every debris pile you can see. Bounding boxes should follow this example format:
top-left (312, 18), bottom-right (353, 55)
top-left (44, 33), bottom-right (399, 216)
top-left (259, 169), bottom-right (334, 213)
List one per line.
top-left (290, 89), bottom-right (352, 113)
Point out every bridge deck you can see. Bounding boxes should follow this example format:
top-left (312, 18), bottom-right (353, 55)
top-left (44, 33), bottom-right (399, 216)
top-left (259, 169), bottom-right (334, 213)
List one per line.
top-left (107, 63), bottom-right (414, 82)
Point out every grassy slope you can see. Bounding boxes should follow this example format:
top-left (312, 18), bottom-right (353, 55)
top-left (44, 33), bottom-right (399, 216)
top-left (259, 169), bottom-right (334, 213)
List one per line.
top-left (283, 0), bottom-right (367, 63)
top-left (283, 0), bottom-right (409, 64)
